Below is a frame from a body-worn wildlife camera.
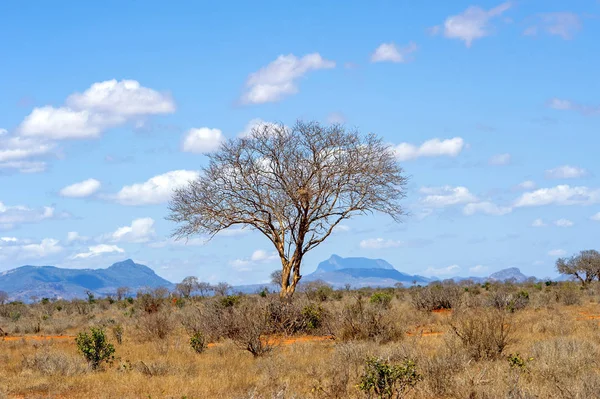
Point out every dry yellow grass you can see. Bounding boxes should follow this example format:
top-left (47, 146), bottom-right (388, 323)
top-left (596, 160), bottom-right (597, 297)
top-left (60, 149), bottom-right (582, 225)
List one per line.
top-left (2, 283), bottom-right (600, 398)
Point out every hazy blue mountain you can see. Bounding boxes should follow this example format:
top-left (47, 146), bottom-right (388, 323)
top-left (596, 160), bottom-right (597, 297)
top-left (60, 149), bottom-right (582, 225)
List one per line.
top-left (0, 259), bottom-right (173, 301)
top-left (303, 255), bottom-right (431, 288)
top-left (488, 267), bottom-right (531, 283)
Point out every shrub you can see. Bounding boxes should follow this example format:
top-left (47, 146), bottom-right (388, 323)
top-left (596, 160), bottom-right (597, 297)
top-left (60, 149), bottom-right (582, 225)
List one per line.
top-left (189, 331), bottom-right (207, 354)
top-left (301, 303), bottom-right (324, 330)
top-left (370, 292), bottom-right (393, 309)
top-left (22, 350), bottom-right (88, 376)
top-left (111, 324), bottom-right (123, 345)
top-left (302, 280), bottom-right (334, 302)
top-left (75, 327), bottom-right (115, 370)
top-left (358, 357), bottom-right (422, 399)
top-left (139, 310), bottom-right (174, 340)
top-left (448, 308), bottom-right (512, 361)
top-left (488, 289), bottom-right (529, 312)
top-left (410, 284), bottom-right (461, 311)
top-left (333, 296), bottom-right (403, 343)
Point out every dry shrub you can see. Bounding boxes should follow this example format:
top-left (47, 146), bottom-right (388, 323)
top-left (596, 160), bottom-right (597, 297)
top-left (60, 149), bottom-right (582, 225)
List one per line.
top-left (138, 309), bottom-right (174, 340)
top-left (419, 349), bottom-right (468, 397)
top-left (447, 308), bottom-right (513, 361)
top-left (22, 350), bottom-right (88, 376)
top-left (556, 283), bottom-right (582, 306)
top-left (135, 360), bottom-right (173, 377)
top-left (330, 296), bottom-right (403, 343)
top-left (410, 284), bottom-right (462, 311)
top-left (487, 288), bottom-right (529, 312)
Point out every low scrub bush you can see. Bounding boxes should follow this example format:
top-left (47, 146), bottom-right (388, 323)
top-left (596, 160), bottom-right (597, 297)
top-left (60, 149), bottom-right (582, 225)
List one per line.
top-left (410, 284), bottom-right (462, 311)
top-left (22, 350), bottom-right (88, 376)
top-left (189, 331), bottom-right (207, 354)
top-left (75, 327), bottom-right (115, 370)
top-left (358, 356), bottom-right (422, 399)
top-left (447, 308), bottom-right (512, 361)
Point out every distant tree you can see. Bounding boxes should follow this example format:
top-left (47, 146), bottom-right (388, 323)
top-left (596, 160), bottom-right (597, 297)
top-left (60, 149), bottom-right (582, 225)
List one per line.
top-left (197, 282), bottom-right (213, 297)
top-left (556, 250), bottom-right (600, 286)
top-left (394, 282), bottom-right (404, 289)
top-left (176, 276), bottom-right (199, 298)
top-left (213, 282), bottom-right (232, 296)
top-left (116, 287), bottom-right (130, 301)
top-left (270, 270), bottom-right (282, 288)
top-left (0, 290), bottom-right (8, 305)
top-left (168, 121), bottom-right (408, 299)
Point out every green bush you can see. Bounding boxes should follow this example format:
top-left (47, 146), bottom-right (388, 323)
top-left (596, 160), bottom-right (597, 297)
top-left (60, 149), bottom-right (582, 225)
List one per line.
top-left (370, 292), bottom-right (393, 309)
top-left (358, 357), bottom-right (422, 399)
top-left (189, 331), bottom-right (207, 354)
top-left (301, 303), bottom-right (324, 330)
top-left (75, 327), bottom-right (115, 370)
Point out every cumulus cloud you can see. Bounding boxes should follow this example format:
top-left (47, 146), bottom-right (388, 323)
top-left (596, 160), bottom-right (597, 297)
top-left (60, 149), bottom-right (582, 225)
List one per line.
top-left (111, 170), bottom-right (199, 205)
top-left (59, 178), bottom-right (101, 198)
top-left (110, 218), bottom-right (156, 243)
top-left (532, 218), bottom-right (546, 227)
top-left (238, 118), bottom-right (282, 138)
top-left (424, 264), bottom-right (460, 277)
top-left (592, 212), bottom-right (600, 222)
top-left (514, 185), bottom-right (600, 207)
top-left (393, 137), bottom-right (464, 161)
top-left (73, 244), bottom-right (124, 259)
top-left (359, 238), bottom-right (404, 249)
top-left (19, 79), bottom-right (175, 140)
top-left (0, 237), bottom-right (63, 260)
top-left (230, 249), bottom-right (278, 271)
top-left (0, 202), bottom-right (55, 229)
top-left (420, 186), bottom-right (477, 208)
top-left (548, 249), bottom-right (567, 257)
top-left (524, 12), bottom-right (581, 39)
top-left (371, 42), bottom-right (417, 63)
top-left (545, 165), bottom-right (587, 179)
top-left (547, 98), bottom-right (600, 116)
top-left (66, 231), bottom-right (89, 243)
top-left (554, 218), bottom-right (574, 227)
top-left (0, 135), bottom-right (55, 173)
top-left (431, 2), bottom-right (512, 47)
top-left (488, 153), bottom-right (511, 166)
top-left (241, 53), bottom-right (335, 104)
top-left (463, 201), bottom-right (512, 216)
top-left (182, 128), bottom-right (225, 153)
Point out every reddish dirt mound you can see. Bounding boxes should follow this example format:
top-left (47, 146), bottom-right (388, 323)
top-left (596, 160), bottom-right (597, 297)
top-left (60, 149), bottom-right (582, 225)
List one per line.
top-left (2, 335), bottom-right (74, 342)
top-left (207, 335), bottom-right (334, 348)
top-left (431, 308), bottom-right (452, 315)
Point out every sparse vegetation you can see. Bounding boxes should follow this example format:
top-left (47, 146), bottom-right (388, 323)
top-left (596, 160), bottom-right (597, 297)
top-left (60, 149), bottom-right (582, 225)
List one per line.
top-left (2, 280), bottom-right (600, 397)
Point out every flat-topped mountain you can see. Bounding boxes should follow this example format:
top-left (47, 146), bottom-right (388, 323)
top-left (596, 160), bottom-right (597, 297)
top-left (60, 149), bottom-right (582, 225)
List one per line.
top-left (0, 259), bottom-right (173, 301)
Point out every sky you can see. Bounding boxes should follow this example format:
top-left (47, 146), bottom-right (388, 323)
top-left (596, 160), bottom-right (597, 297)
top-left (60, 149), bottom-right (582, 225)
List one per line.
top-left (1, 1), bottom-right (599, 285)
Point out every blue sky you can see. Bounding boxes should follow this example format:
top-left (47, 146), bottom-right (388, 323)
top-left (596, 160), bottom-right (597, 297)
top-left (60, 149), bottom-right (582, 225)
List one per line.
top-left (1, 1), bottom-right (599, 284)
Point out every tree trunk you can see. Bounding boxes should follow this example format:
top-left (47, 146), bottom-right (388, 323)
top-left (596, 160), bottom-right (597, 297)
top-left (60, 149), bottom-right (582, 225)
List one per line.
top-left (279, 257), bottom-right (302, 300)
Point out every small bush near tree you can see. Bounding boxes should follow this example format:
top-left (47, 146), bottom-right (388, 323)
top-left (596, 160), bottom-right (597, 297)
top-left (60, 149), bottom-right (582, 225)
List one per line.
top-left (358, 357), bottom-right (422, 399)
top-left (189, 331), bottom-right (207, 354)
top-left (75, 327), bottom-right (115, 370)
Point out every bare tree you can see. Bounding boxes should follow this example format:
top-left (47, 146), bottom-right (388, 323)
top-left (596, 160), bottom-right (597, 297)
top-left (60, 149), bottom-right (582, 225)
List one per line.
top-left (213, 282), bottom-right (232, 296)
top-left (168, 121), bottom-right (407, 299)
top-left (270, 270), bottom-right (282, 288)
top-left (0, 290), bottom-right (8, 305)
top-left (197, 282), bottom-right (213, 297)
top-left (116, 287), bottom-right (130, 301)
top-left (556, 250), bottom-right (600, 286)
top-left (176, 276), bottom-right (199, 298)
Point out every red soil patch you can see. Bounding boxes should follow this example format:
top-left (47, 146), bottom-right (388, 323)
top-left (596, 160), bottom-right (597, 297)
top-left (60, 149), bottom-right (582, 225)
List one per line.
top-left (431, 308), bottom-right (452, 315)
top-left (1, 335), bottom-right (74, 342)
top-left (207, 335), bottom-right (334, 348)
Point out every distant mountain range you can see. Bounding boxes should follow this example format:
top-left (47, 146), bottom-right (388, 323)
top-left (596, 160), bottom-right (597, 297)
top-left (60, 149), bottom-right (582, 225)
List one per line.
top-left (0, 256), bottom-right (543, 300)
top-left (0, 259), bottom-right (173, 301)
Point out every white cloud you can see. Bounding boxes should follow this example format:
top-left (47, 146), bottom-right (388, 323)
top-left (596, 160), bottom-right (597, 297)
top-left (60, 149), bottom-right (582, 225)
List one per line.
top-left (0, 128), bottom-right (7, 136)
top-left (65, 79), bottom-right (175, 117)
top-left (548, 249), bottom-right (567, 257)
top-left (241, 53), bottom-right (335, 104)
top-left (432, 2), bottom-right (512, 47)
top-left (66, 231), bottom-right (88, 243)
top-left (230, 249), bottom-right (278, 271)
top-left (514, 185), bottom-right (600, 207)
top-left (592, 212), bottom-right (600, 222)
top-left (0, 202), bottom-right (55, 229)
top-left (0, 161), bottom-right (47, 173)
top-left (517, 180), bottom-right (536, 190)
top-left (488, 153), bottom-right (511, 166)
top-left (359, 238), bottom-right (404, 249)
top-left (469, 265), bottom-right (488, 274)
top-left (59, 178), bottom-right (101, 198)
top-left (545, 165), bottom-right (587, 179)
top-left (327, 112), bottom-right (346, 124)
top-left (110, 217), bottom-right (156, 243)
top-left (371, 42), bottom-right (417, 63)
top-left (463, 201), bottom-right (512, 216)
top-left (19, 238), bottom-right (63, 259)
top-left (547, 98), bottom-right (600, 116)
top-left (394, 137), bottom-right (464, 161)
top-left (73, 244), bottom-right (124, 259)
top-left (19, 80), bottom-right (175, 140)
top-left (554, 218), bottom-right (574, 227)
top-left (524, 12), bottom-right (581, 40)
top-left (532, 218), bottom-right (546, 227)
top-left (182, 128), bottom-right (225, 153)
top-left (238, 118), bottom-right (281, 138)
top-left (424, 264), bottom-right (460, 277)
top-left (420, 186), bottom-right (477, 208)
top-left (112, 170), bottom-right (199, 205)
top-left (0, 136), bottom-right (55, 163)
